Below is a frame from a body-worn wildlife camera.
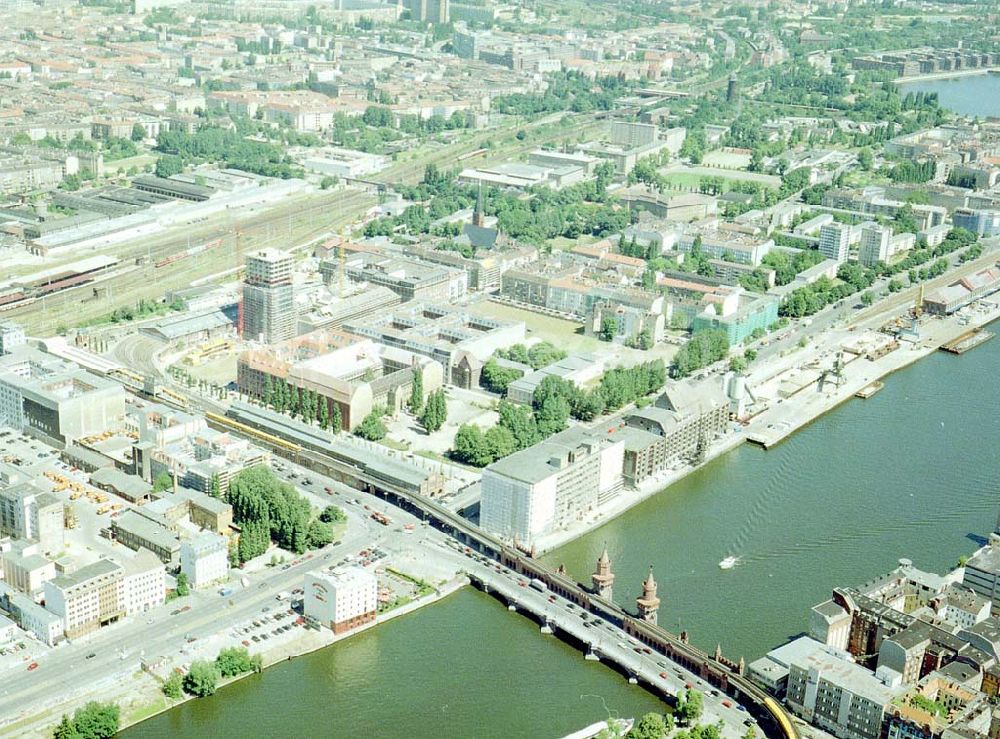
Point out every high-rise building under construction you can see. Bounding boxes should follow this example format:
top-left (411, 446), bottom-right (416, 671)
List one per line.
top-left (242, 249), bottom-right (295, 344)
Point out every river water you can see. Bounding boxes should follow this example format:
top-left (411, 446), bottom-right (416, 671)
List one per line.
top-left (125, 328), bottom-right (1000, 738)
top-left (898, 72), bottom-right (1000, 118)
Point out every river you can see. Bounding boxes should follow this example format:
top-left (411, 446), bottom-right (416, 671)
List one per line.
top-left (125, 332), bottom-right (1000, 738)
top-left (897, 72), bottom-right (1000, 118)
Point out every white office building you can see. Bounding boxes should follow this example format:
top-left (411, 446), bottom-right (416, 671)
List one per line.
top-left (480, 427), bottom-right (624, 544)
top-left (304, 566), bottom-right (378, 634)
top-left (179, 532), bottom-right (229, 589)
top-left (818, 223), bottom-right (851, 263)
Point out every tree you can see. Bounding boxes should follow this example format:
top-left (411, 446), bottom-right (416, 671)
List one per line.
top-left (131, 123), bottom-right (147, 142)
top-left (600, 316), bottom-right (618, 342)
top-left (53, 716), bottom-right (80, 739)
top-left (153, 471), bottom-right (173, 493)
top-left (409, 367), bottom-right (424, 413)
top-left (676, 689), bottom-right (704, 724)
top-left (318, 398), bottom-right (330, 430)
top-left (481, 359), bottom-right (523, 395)
top-left (61, 174), bottom-right (82, 191)
top-left (355, 412), bottom-right (387, 441)
top-left (68, 702), bottom-right (119, 739)
top-left (176, 572), bottom-right (190, 597)
top-left (330, 403), bottom-right (342, 434)
top-left (483, 425), bottom-right (517, 461)
top-left (627, 712), bottom-right (668, 739)
top-left (210, 473), bottom-right (221, 499)
top-left (155, 154), bottom-right (183, 178)
top-left (215, 647), bottom-right (259, 678)
top-left (162, 671), bottom-right (183, 699)
top-left (306, 519), bottom-right (335, 549)
top-left (319, 505), bottom-right (346, 523)
top-left (729, 356), bottom-right (747, 373)
top-left (263, 375), bottom-right (274, 408)
top-left (419, 390), bottom-right (447, 433)
top-left (183, 660), bottom-right (220, 697)
top-left (496, 400), bottom-right (538, 450)
top-left (452, 424), bottom-right (493, 467)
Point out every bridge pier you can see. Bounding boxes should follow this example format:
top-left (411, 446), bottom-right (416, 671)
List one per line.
top-left (507, 604), bottom-right (516, 612)
top-left (585, 647), bottom-right (600, 661)
top-left (540, 621), bottom-right (553, 635)
top-left (628, 675), bottom-right (638, 685)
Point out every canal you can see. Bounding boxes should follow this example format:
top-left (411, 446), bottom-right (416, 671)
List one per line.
top-left (126, 332), bottom-right (1000, 738)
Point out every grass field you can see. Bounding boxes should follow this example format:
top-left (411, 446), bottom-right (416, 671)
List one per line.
top-left (467, 301), bottom-right (603, 354)
top-left (701, 150), bottom-right (752, 169)
top-left (549, 234), bottom-right (601, 252)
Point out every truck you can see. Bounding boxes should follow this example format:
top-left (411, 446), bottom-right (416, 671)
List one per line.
top-left (276, 591), bottom-right (290, 601)
top-left (219, 587), bottom-right (233, 597)
top-left (529, 578), bottom-right (547, 593)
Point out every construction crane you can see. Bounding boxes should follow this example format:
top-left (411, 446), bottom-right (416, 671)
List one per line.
top-left (912, 284), bottom-right (924, 319)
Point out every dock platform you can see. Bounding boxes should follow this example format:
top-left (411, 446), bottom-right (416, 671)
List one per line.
top-left (855, 381), bottom-right (884, 399)
top-left (940, 329), bottom-right (994, 355)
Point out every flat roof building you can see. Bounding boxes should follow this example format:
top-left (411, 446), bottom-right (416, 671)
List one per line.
top-left (180, 533), bottom-right (229, 590)
top-left (0, 347), bottom-right (126, 445)
top-left (44, 558), bottom-right (125, 640)
top-left (111, 510), bottom-right (181, 566)
top-left (480, 427), bottom-right (624, 545)
top-left (304, 566), bottom-right (378, 634)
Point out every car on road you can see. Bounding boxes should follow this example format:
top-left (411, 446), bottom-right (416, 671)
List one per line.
top-left (252, 636), bottom-right (260, 642)
top-left (27, 662), bottom-right (38, 671)
top-left (86, 653), bottom-right (96, 660)
top-left (722, 700), bottom-right (732, 708)
top-left (242, 640), bottom-right (250, 647)
top-left (659, 672), bottom-right (669, 679)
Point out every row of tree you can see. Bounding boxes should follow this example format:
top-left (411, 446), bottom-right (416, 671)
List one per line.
top-left (260, 377), bottom-right (342, 434)
top-left (163, 647), bottom-right (262, 701)
top-left (53, 702), bottom-right (119, 739)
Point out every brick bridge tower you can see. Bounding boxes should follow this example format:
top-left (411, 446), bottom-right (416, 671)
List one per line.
top-left (636, 566), bottom-right (661, 625)
top-left (591, 545), bottom-right (615, 601)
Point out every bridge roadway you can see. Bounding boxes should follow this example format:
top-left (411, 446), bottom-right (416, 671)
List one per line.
top-left (460, 553), bottom-right (760, 737)
top-left (214, 412), bottom-right (799, 739)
